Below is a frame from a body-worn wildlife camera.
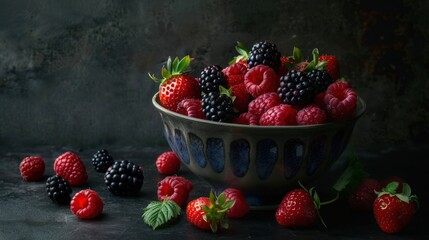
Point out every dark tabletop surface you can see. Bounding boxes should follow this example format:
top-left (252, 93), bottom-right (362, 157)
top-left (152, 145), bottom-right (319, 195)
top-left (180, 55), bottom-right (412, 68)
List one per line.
top-left (1, 144), bottom-right (428, 240)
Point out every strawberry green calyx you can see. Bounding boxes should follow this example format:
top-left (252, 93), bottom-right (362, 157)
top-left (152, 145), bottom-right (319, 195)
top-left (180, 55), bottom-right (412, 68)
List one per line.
top-left (219, 85), bottom-right (236, 103)
top-left (148, 55), bottom-right (192, 85)
top-left (378, 182), bottom-right (419, 207)
top-left (201, 191), bottom-right (235, 233)
top-left (305, 48), bottom-right (327, 72)
top-left (229, 41), bottom-right (250, 65)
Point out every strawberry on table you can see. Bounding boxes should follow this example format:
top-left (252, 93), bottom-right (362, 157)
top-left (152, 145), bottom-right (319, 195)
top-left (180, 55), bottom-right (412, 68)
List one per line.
top-left (149, 55), bottom-right (200, 111)
top-left (373, 182), bottom-right (418, 234)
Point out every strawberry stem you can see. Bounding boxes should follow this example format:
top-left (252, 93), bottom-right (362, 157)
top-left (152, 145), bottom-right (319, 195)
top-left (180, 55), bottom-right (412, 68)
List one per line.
top-left (319, 191), bottom-right (339, 206)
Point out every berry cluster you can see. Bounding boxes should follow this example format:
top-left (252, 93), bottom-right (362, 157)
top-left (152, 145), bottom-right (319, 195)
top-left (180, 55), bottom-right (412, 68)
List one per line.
top-left (151, 41), bottom-right (358, 126)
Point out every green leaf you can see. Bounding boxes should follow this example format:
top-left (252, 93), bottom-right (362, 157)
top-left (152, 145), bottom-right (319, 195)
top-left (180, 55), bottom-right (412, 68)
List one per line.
top-left (176, 55), bottom-right (191, 74)
top-left (142, 199), bottom-right (181, 230)
top-left (384, 182), bottom-right (400, 193)
top-left (292, 47), bottom-right (302, 62)
top-left (161, 66), bottom-right (171, 80)
top-left (401, 183), bottom-right (411, 196)
top-left (171, 57), bottom-right (180, 74)
top-left (166, 57), bottom-right (173, 73)
top-left (332, 153), bottom-right (368, 194)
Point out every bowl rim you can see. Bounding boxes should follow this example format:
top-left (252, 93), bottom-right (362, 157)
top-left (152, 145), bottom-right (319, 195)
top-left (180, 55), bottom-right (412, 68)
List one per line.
top-left (152, 92), bottom-right (366, 130)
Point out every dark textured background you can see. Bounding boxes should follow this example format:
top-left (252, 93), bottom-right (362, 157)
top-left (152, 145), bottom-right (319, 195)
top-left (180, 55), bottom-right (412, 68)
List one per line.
top-left (1, 0), bottom-right (428, 148)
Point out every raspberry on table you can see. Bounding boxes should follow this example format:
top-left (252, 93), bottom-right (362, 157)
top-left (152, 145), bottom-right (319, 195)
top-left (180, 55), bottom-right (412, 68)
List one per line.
top-left (104, 160), bottom-right (144, 196)
top-left (324, 81), bottom-right (357, 120)
top-left (156, 151), bottom-right (181, 175)
top-left (248, 92), bottom-right (282, 118)
top-left (46, 175), bottom-right (72, 205)
top-left (176, 98), bottom-right (205, 119)
top-left (158, 176), bottom-right (193, 207)
top-left (70, 189), bottom-right (104, 219)
top-left (232, 112), bottom-right (259, 125)
top-left (19, 156), bottom-right (45, 181)
top-left (91, 149), bottom-right (114, 173)
top-left (54, 152), bottom-right (88, 186)
top-left (259, 104), bottom-right (298, 126)
top-left (244, 65), bottom-right (279, 98)
top-left (296, 104), bottom-right (327, 125)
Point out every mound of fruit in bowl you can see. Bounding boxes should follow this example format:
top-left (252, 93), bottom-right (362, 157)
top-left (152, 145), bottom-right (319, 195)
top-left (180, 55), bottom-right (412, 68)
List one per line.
top-left (150, 41), bottom-right (366, 207)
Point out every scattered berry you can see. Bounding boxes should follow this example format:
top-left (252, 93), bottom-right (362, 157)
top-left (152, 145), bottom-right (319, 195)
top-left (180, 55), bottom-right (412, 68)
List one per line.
top-left (296, 104), bottom-right (327, 125)
top-left (259, 104), bottom-right (297, 126)
top-left (19, 156), bottom-right (45, 181)
top-left (176, 98), bottom-right (205, 119)
top-left (156, 151), bottom-right (181, 175)
top-left (186, 192), bottom-right (235, 233)
top-left (200, 65), bottom-right (227, 94)
top-left (318, 55), bottom-right (340, 80)
top-left (373, 182), bottom-right (418, 234)
top-left (54, 152), bottom-right (88, 186)
top-left (157, 175), bottom-right (193, 207)
top-left (277, 70), bottom-right (316, 106)
top-left (232, 112), bottom-right (259, 125)
top-left (104, 160), bottom-right (144, 196)
top-left (348, 178), bottom-right (381, 211)
top-left (202, 88), bottom-right (234, 122)
top-left (244, 65), bottom-right (279, 98)
top-left (222, 188), bottom-right (250, 219)
top-left (46, 175), bottom-right (72, 205)
top-left (91, 149), bottom-right (114, 173)
top-left (247, 41), bottom-right (281, 72)
top-left (222, 62), bottom-right (247, 87)
top-left (248, 92), bottom-right (282, 118)
top-left (324, 81), bottom-right (357, 120)
top-left (70, 189), bottom-right (104, 219)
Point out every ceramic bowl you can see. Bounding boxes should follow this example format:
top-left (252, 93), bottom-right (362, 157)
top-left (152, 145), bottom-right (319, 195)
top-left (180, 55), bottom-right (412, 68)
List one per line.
top-left (152, 92), bottom-right (366, 206)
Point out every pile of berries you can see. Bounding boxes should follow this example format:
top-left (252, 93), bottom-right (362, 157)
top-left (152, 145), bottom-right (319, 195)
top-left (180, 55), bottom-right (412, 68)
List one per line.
top-left (150, 41), bottom-right (358, 126)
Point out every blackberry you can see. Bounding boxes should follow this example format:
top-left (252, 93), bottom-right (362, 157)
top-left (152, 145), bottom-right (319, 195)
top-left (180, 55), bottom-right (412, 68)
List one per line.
top-left (104, 160), bottom-right (143, 196)
top-left (277, 70), bottom-right (316, 106)
top-left (91, 149), bottom-right (114, 173)
top-left (307, 69), bottom-right (333, 93)
top-left (46, 175), bottom-right (72, 205)
top-left (202, 91), bottom-right (234, 122)
top-left (247, 41), bottom-right (281, 72)
top-left (200, 65), bottom-right (227, 94)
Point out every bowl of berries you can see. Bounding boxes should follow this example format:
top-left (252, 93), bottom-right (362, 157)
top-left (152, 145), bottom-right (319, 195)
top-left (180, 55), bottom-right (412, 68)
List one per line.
top-left (150, 41), bottom-right (366, 206)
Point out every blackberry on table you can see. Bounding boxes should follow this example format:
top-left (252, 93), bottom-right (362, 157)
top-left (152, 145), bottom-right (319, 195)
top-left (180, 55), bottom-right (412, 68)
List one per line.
top-left (202, 91), bottom-right (234, 122)
top-left (247, 41), bottom-right (281, 72)
top-left (91, 149), bottom-right (114, 173)
top-left (307, 69), bottom-right (333, 93)
top-left (104, 160), bottom-right (143, 196)
top-left (277, 70), bottom-right (316, 106)
top-left (46, 175), bottom-right (72, 205)
top-left (200, 65), bottom-right (227, 94)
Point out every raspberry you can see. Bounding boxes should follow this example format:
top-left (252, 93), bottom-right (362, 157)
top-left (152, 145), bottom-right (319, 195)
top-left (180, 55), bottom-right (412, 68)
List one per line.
top-left (158, 176), bottom-right (193, 207)
top-left (54, 152), bottom-right (88, 186)
top-left (222, 62), bottom-right (247, 87)
top-left (244, 65), bottom-right (279, 98)
top-left (231, 83), bottom-right (251, 113)
top-left (104, 160), bottom-right (144, 196)
top-left (222, 188), bottom-right (250, 219)
top-left (324, 81), bottom-right (357, 120)
top-left (248, 92), bottom-right (282, 118)
top-left (70, 189), bottom-right (104, 219)
top-left (46, 175), bottom-right (72, 205)
top-left (91, 149), bottom-right (114, 173)
top-left (232, 112), bottom-right (259, 125)
top-left (259, 104), bottom-right (298, 126)
top-left (348, 178), bottom-right (381, 211)
top-left (19, 156), bottom-right (45, 181)
top-left (296, 104), bottom-right (327, 125)
top-left (176, 98), bottom-right (205, 119)
top-left (156, 151), bottom-right (181, 175)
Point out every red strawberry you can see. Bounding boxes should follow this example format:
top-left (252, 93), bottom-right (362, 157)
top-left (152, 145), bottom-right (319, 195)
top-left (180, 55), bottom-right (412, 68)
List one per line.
top-left (231, 83), bottom-right (251, 113)
top-left (222, 188), bottom-right (250, 219)
top-left (156, 151), bottom-right (181, 175)
top-left (232, 112), bottom-right (259, 125)
top-left (259, 104), bottom-right (297, 126)
top-left (373, 182), bottom-right (418, 234)
top-left (222, 62), bottom-right (247, 87)
top-left (275, 188), bottom-right (320, 228)
top-left (54, 152), bottom-right (88, 186)
top-left (186, 192), bottom-right (234, 233)
top-left (149, 56), bottom-right (200, 111)
top-left (158, 176), bottom-right (193, 207)
top-left (19, 156), bottom-right (45, 181)
top-left (348, 178), bottom-right (381, 211)
top-left (176, 98), bottom-right (205, 119)
top-left (248, 92), bottom-right (282, 118)
top-left (296, 104), bottom-right (327, 125)
top-left (70, 189), bottom-right (104, 219)
top-left (324, 81), bottom-right (357, 120)
top-left (244, 65), bottom-right (279, 98)
top-left (318, 55), bottom-right (340, 80)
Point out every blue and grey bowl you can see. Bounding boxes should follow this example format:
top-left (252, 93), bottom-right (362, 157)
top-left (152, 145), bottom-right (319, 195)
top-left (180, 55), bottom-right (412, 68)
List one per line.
top-left (152, 93), bottom-right (366, 207)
